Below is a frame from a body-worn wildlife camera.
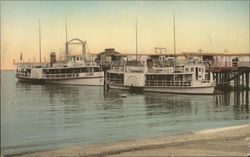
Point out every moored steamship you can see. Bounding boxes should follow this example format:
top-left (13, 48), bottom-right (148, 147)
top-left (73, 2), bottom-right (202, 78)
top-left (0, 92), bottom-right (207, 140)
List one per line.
top-left (106, 58), bottom-right (215, 94)
top-left (15, 39), bottom-right (104, 86)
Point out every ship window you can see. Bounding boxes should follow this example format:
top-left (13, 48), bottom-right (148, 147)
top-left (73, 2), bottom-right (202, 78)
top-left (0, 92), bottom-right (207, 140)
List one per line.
top-left (62, 69), bottom-right (66, 73)
top-left (191, 68), bottom-right (194, 72)
top-left (185, 68), bottom-right (189, 72)
top-left (66, 69), bottom-right (70, 73)
top-left (199, 68), bottom-right (201, 72)
top-left (94, 67), bottom-right (100, 72)
top-left (80, 68), bottom-right (87, 72)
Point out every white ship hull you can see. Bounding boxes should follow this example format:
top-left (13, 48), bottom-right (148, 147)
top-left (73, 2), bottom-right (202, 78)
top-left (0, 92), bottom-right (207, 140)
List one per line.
top-left (17, 76), bottom-right (104, 86)
top-left (143, 86), bottom-right (215, 94)
top-left (108, 84), bottom-right (215, 94)
top-left (45, 77), bottom-right (104, 86)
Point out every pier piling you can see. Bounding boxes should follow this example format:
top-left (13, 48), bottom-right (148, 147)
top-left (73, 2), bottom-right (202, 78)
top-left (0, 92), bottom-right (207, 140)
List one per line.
top-left (246, 72), bottom-right (249, 90)
top-left (208, 64), bottom-right (250, 91)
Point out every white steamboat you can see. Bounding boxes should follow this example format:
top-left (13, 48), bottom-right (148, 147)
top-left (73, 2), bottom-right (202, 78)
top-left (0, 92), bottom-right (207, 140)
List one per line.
top-left (106, 58), bottom-right (215, 94)
top-left (15, 39), bottom-right (104, 86)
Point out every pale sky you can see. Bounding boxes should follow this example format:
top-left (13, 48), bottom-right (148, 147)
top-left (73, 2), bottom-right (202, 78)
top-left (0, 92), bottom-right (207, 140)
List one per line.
top-left (1, 1), bottom-right (249, 70)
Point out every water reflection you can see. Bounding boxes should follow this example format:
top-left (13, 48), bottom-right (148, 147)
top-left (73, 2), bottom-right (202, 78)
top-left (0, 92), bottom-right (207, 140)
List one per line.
top-left (16, 82), bottom-right (91, 129)
top-left (99, 89), bottom-right (126, 121)
top-left (144, 93), bottom-right (192, 117)
top-left (16, 81), bottom-right (34, 92)
top-left (102, 89), bottom-right (124, 110)
top-left (213, 90), bottom-right (249, 119)
top-left (16, 81), bottom-right (82, 105)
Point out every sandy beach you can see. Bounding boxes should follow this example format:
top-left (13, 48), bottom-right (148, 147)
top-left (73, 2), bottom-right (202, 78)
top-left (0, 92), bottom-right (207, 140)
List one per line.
top-left (7, 124), bottom-right (250, 157)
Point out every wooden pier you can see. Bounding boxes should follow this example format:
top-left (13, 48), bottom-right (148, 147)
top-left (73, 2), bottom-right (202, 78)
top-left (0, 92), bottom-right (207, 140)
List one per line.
top-left (207, 61), bottom-right (250, 90)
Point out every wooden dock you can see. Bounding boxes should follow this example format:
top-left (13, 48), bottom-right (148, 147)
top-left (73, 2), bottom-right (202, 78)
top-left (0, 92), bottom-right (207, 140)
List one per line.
top-left (207, 61), bottom-right (250, 90)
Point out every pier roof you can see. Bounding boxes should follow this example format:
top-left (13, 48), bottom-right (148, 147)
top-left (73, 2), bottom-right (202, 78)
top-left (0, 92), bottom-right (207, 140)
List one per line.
top-left (98, 48), bottom-right (123, 56)
top-left (92, 52), bottom-right (249, 57)
top-left (181, 52), bottom-right (249, 56)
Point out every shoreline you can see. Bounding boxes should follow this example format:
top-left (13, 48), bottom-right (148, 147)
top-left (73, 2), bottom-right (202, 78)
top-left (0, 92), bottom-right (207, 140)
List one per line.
top-left (7, 124), bottom-right (250, 157)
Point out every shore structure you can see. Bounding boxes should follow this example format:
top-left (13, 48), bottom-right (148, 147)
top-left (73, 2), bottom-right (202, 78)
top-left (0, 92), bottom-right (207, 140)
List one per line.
top-left (9, 125), bottom-right (250, 157)
top-left (15, 39), bottom-right (104, 86)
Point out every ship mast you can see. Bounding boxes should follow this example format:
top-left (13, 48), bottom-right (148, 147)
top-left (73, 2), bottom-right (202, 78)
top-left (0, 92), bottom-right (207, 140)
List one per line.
top-left (65, 15), bottom-right (69, 56)
top-left (136, 18), bottom-right (138, 62)
top-left (65, 15), bottom-right (68, 44)
top-left (173, 13), bottom-right (176, 71)
top-left (39, 19), bottom-right (42, 63)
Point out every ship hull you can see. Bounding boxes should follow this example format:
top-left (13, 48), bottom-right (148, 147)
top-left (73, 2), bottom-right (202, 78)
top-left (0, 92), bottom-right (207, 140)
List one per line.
top-left (17, 77), bottom-right (104, 86)
top-left (108, 84), bottom-right (215, 95)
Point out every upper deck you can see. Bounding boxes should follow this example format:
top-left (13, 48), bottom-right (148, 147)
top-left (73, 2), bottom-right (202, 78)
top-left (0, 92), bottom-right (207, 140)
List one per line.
top-left (108, 59), bottom-right (207, 74)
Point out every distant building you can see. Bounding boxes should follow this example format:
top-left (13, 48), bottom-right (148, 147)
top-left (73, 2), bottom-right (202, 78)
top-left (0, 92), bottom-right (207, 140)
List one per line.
top-left (97, 48), bottom-right (125, 66)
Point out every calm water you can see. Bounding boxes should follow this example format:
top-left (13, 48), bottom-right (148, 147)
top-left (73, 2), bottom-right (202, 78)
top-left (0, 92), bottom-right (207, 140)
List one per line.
top-left (1, 71), bottom-right (249, 155)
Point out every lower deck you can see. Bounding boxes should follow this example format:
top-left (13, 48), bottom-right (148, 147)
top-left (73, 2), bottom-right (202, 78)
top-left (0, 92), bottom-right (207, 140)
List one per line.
top-left (17, 76), bottom-right (104, 86)
top-left (108, 84), bottom-right (215, 94)
top-left (107, 72), bottom-right (211, 87)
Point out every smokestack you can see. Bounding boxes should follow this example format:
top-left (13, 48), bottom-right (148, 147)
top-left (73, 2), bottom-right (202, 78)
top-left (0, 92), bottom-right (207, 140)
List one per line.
top-left (50, 52), bottom-right (56, 67)
top-left (82, 41), bottom-right (86, 57)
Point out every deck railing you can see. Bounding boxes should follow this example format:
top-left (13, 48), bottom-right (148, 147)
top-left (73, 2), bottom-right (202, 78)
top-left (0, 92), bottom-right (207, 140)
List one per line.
top-left (17, 72), bottom-right (83, 79)
top-left (16, 73), bottom-right (30, 78)
top-left (43, 73), bottom-right (80, 79)
top-left (107, 78), bottom-right (124, 85)
top-left (145, 80), bottom-right (192, 87)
